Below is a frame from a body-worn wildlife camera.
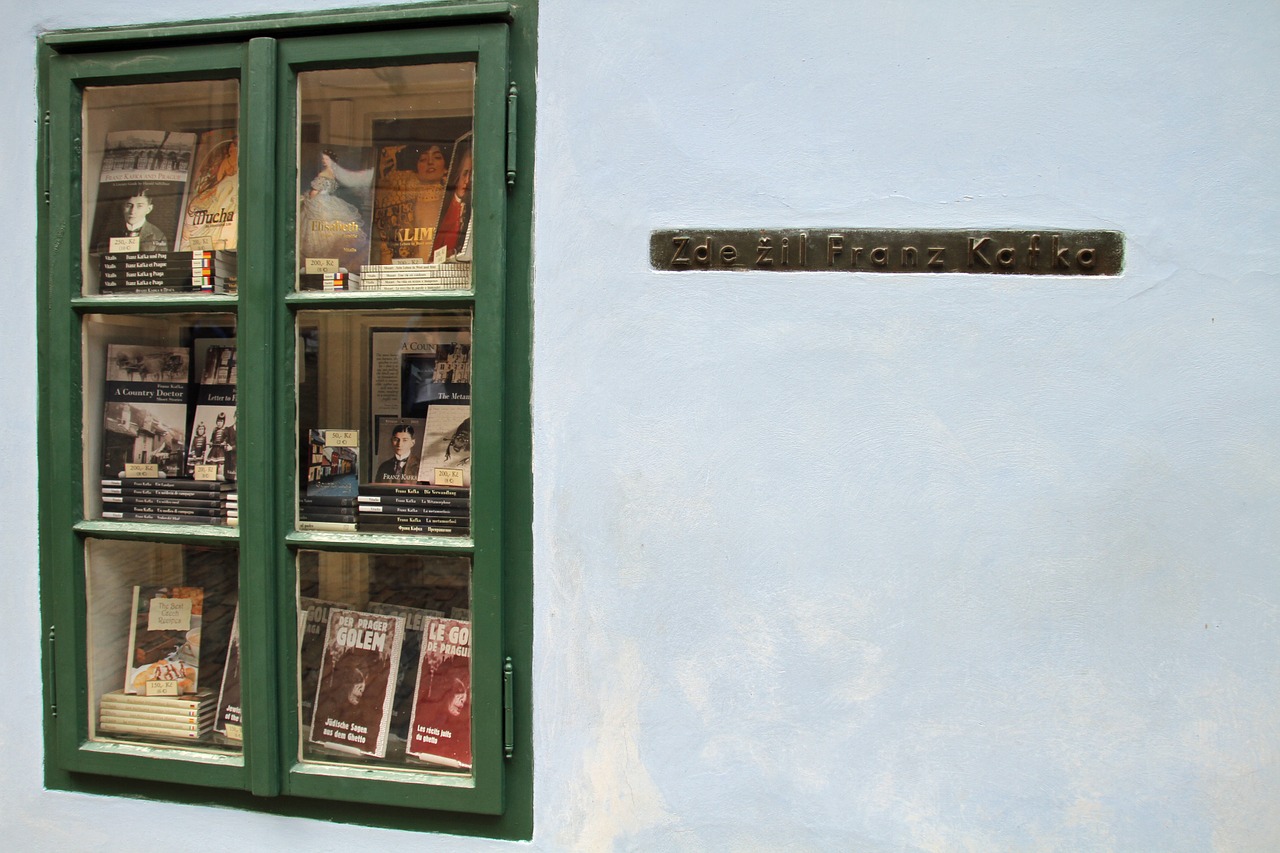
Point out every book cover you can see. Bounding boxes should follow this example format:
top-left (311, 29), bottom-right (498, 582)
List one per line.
top-left (405, 617), bottom-right (472, 768)
top-left (187, 342), bottom-right (237, 482)
top-left (370, 416), bottom-right (427, 485)
top-left (414, 404), bottom-right (471, 488)
top-left (308, 608), bottom-right (405, 758)
top-left (123, 585), bottom-right (204, 695)
top-left (368, 117), bottom-right (471, 265)
top-left (102, 345), bottom-right (192, 479)
top-left (305, 429), bottom-right (359, 498)
top-left (298, 597), bottom-right (346, 724)
top-left (297, 144), bottom-right (373, 275)
top-left (89, 130), bottom-right (198, 255)
top-left (178, 128), bottom-right (238, 252)
top-left (215, 604), bottom-right (242, 739)
top-left (430, 131), bottom-right (473, 262)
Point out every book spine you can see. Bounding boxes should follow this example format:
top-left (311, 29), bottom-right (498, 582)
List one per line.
top-left (357, 504), bottom-right (468, 519)
top-left (98, 722), bottom-right (212, 739)
top-left (103, 511), bottom-right (227, 525)
top-left (357, 521), bottom-right (470, 536)
top-left (103, 478), bottom-right (235, 491)
top-left (103, 495), bottom-right (229, 509)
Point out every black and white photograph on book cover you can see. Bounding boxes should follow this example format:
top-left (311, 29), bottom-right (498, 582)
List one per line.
top-left (102, 345), bottom-right (192, 479)
top-left (372, 416), bottom-right (427, 485)
top-left (89, 130), bottom-right (198, 255)
top-left (415, 404), bottom-right (472, 488)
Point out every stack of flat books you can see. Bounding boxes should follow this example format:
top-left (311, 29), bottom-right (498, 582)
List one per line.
top-left (356, 484), bottom-right (470, 536)
top-left (357, 262), bottom-right (470, 291)
top-left (98, 250), bottom-right (235, 294)
top-left (98, 689), bottom-right (216, 742)
top-left (101, 477), bottom-right (237, 525)
top-left (298, 270), bottom-right (361, 292)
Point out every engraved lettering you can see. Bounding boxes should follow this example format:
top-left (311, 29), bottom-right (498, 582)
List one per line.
top-left (870, 246), bottom-right (889, 267)
top-left (720, 244), bottom-right (738, 264)
top-left (1027, 234), bottom-right (1040, 269)
top-left (827, 235), bottom-right (844, 266)
top-left (996, 246), bottom-right (1016, 269)
top-left (780, 237), bottom-right (790, 266)
top-left (928, 247), bottom-right (946, 269)
top-left (755, 237), bottom-right (774, 267)
top-left (798, 233), bottom-right (808, 266)
top-left (671, 236), bottom-right (691, 266)
top-left (1052, 234), bottom-right (1070, 269)
top-left (901, 246), bottom-right (918, 268)
top-left (968, 237), bottom-right (993, 268)
top-left (1076, 247), bottom-right (1096, 269)
top-left (850, 247), bottom-right (863, 267)
top-left (692, 237), bottom-right (713, 265)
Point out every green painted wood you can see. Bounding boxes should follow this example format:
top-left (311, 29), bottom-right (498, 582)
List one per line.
top-left (239, 34), bottom-right (283, 799)
top-left (43, 2), bottom-right (514, 51)
top-left (38, 3), bottom-right (536, 838)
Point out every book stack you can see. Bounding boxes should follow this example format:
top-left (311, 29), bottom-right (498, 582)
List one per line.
top-left (98, 250), bottom-right (233, 294)
top-left (102, 477), bottom-right (237, 525)
top-left (358, 262), bottom-right (470, 291)
top-left (356, 485), bottom-right (470, 537)
top-left (98, 689), bottom-right (216, 743)
top-left (298, 270), bottom-right (362, 292)
top-left (298, 495), bottom-right (357, 531)
top-left (211, 250), bottom-right (237, 293)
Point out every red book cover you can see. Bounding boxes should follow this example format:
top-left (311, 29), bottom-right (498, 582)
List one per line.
top-left (307, 608), bottom-right (404, 758)
top-left (405, 617), bottom-right (472, 768)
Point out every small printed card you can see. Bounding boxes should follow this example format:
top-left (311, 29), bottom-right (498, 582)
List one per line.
top-left (305, 257), bottom-right (340, 274)
top-left (109, 236), bottom-right (141, 253)
top-left (124, 463), bottom-right (160, 478)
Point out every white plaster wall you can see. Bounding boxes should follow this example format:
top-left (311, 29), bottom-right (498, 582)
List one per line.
top-left (2, 0), bottom-right (1278, 850)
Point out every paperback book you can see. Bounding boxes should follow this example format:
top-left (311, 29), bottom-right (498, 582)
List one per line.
top-left (102, 344), bottom-right (192, 479)
top-left (214, 604), bottom-right (242, 739)
top-left (297, 144), bottom-right (373, 276)
top-left (305, 429), bottom-right (360, 498)
top-left (178, 128), bottom-right (238, 252)
top-left (124, 585), bottom-right (204, 695)
top-left (89, 130), bottom-right (198, 255)
top-left (308, 608), bottom-right (405, 758)
top-left (406, 616), bottom-right (472, 768)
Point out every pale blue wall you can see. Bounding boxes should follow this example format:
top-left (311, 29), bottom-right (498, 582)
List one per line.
top-left (3, 1), bottom-right (1278, 850)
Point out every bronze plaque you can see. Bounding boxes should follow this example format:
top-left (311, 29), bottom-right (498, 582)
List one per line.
top-left (651, 229), bottom-right (1123, 275)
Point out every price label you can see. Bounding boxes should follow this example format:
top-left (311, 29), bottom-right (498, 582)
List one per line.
top-left (193, 464), bottom-right (219, 481)
top-left (224, 723), bottom-right (243, 741)
top-left (109, 236), bottom-right (141, 253)
top-left (434, 468), bottom-right (465, 487)
top-left (148, 596), bottom-right (193, 632)
top-left (145, 680), bottom-right (181, 697)
top-left (326, 430), bottom-right (358, 447)
top-left (124, 463), bottom-right (159, 478)
top-left (305, 257), bottom-right (340, 274)
top-left (432, 245), bottom-right (448, 264)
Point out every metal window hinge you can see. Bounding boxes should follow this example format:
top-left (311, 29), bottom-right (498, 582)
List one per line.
top-left (47, 625), bottom-right (57, 717)
top-left (41, 112), bottom-right (51, 206)
top-left (505, 82), bottom-right (518, 188)
top-left (502, 656), bottom-right (514, 758)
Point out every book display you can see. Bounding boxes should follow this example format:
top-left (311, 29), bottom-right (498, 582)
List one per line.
top-left (42, 21), bottom-right (532, 817)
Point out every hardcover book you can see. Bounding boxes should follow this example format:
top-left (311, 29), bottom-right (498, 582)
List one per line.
top-left (89, 130), bottom-right (198, 255)
top-left (178, 128), bottom-right (238, 252)
top-left (406, 616), bottom-right (472, 768)
top-left (123, 585), bottom-right (204, 695)
top-left (102, 345), bottom-right (192, 480)
top-left (308, 608), bottom-right (405, 758)
top-left (430, 131), bottom-right (473, 262)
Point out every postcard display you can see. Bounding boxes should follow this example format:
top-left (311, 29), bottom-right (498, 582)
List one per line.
top-left (293, 64), bottom-right (476, 774)
top-left (74, 68), bottom-right (478, 774)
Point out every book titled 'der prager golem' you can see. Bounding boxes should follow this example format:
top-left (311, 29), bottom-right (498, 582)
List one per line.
top-left (309, 608), bottom-right (405, 758)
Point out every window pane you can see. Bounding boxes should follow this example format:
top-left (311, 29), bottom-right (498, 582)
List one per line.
top-left (297, 551), bottom-right (472, 775)
top-left (296, 309), bottom-right (471, 537)
top-left (296, 63), bottom-right (474, 291)
top-left (81, 80), bottom-right (240, 296)
top-left (85, 313), bottom-right (238, 526)
top-left (85, 538), bottom-right (241, 753)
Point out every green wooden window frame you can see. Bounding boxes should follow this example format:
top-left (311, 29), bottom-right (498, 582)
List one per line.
top-left (36, 2), bottom-right (533, 839)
